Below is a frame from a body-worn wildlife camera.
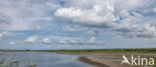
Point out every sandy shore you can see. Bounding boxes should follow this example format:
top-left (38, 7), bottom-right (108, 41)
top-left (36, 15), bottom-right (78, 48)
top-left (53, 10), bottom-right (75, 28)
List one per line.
top-left (78, 56), bottom-right (132, 67)
top-left (77, 53), bottom-right (156, 67)
top-left (78, 56), bottom-right (109, 67)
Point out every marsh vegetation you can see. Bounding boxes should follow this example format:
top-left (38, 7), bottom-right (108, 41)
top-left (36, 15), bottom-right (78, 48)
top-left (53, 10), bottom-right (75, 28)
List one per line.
top-left (0, 55), bottom-right (37, 67)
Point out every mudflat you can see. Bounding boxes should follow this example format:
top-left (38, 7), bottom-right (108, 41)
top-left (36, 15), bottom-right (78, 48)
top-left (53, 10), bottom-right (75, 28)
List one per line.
top-left (77, 53), bottom-right (156, 67)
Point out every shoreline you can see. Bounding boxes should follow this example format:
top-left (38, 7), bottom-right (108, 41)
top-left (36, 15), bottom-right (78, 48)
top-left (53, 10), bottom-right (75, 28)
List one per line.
top-left (1, 49), bottom-right (156, 67)
top-left (78, 56), bottom-right (109, 67)
top-left (77, 56), bottom-right (133, 67)
top-left (76, 53), bottom-right (156, 67)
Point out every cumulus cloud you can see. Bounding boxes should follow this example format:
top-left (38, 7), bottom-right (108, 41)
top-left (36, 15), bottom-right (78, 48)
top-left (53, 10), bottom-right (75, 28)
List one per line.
top-left (24, 36), bottom-right (37, 43)
top-left (8, 41), bottom-right (17, 45)
top-left (35, 25), bottom-right (41, 30)
top-left (55, 0), bottom-right (156, 38)
top-left (153, 8), bottom-right (156, 13)
top-left (47, 35), bottom-right (105, 45)
top-left (42, 38), bottom-right (52, 44)
top-left (81, 36), bottom-right (105, 45)
top-left (0, 34), bottom-right (3, 39)
top-left (69, 40), bottom-right (77, 44)
top-left (115, 24), bottom-right (156, 38)
top-left (67, 36), bottom-right (105, 45)
top-left (59, 40), bottom-right (67, 44)
top-left (55, 6), bottom-right (117, 27)
top-left (89, 36), bottom-right (96, 43)
top-left (0, 31), bottom-right (8, 39)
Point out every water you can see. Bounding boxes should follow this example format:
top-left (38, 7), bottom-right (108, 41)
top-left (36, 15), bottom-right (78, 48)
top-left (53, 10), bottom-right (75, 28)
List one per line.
top-left (0, 52), bottom-right (89, 67)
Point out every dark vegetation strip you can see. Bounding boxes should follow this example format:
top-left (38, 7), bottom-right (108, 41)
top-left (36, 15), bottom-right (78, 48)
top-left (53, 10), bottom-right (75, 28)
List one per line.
top-left (0, 48), bottom-right (156, 53)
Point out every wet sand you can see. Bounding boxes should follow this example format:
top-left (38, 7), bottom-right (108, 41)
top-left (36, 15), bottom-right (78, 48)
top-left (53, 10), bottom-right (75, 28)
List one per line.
top-left (78, 56), bottom-right (131, 67)
top-left (78, 56), bottom-right (109, 67)
top-left (77, 53), bottom-right (156, 67)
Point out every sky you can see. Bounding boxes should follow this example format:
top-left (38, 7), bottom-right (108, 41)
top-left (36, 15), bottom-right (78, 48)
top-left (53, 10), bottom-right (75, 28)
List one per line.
top-left (0, 0), bottom-right (156, 50)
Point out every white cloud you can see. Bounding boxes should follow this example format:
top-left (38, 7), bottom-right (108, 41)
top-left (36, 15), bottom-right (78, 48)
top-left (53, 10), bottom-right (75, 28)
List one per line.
top-left (89, 36), bottom-right (96, 43)
top-left (55, 0), bottom-right (156, 38)
top-left (153, 8), bottom-right (156, 13)
top-left (59, 40), bottom-right (67, 44)
top-left (70, 40), bottom-right (77, 44)
top-left (55, 6), bottom-right (117, 27)
top-left (45, 35), bottom-right (105, 45)
top-left (42, 38), bottom-right (52, 44)
top-left (24, 36), bottom-right (37, 43)
top-left (0, 31), bottom-right (8, 39)
top-left (68, 36), bottom-right (105, 45)
top-left (78, 36), bottom-right (105, 45)
top-left (35, 25), bottom-right (41, 30)
top-left (8, 41), bottom-right (16, 45)
top-left (0, 34), bottom-right (2, 39)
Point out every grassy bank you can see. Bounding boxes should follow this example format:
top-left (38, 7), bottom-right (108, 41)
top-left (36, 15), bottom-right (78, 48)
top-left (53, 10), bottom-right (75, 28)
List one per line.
top-left (1, 48), bottom-right (156, 67)
top-left (0, 56), bottom-right (37, 67)
top-left (0, 48), bottom-right (156, 53)
top-left (52, 48), bottom-right (156, 53)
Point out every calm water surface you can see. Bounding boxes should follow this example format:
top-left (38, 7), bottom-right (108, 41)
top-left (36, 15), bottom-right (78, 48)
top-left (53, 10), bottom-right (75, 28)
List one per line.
top-left (0, 52), bottom-right (89, 67)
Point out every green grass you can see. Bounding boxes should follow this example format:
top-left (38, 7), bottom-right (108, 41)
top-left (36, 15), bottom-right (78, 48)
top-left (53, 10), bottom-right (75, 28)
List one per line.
top-left (0, 48), bottom-right (156, 67)
top-left (44, 48), bottom-right (156, 53)
top-left (1, 48), bottom-right (156, 53)
top-left (0, 60), bottom-right (37, 67)
top-left (0, 56), bottom-right (37, 67)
